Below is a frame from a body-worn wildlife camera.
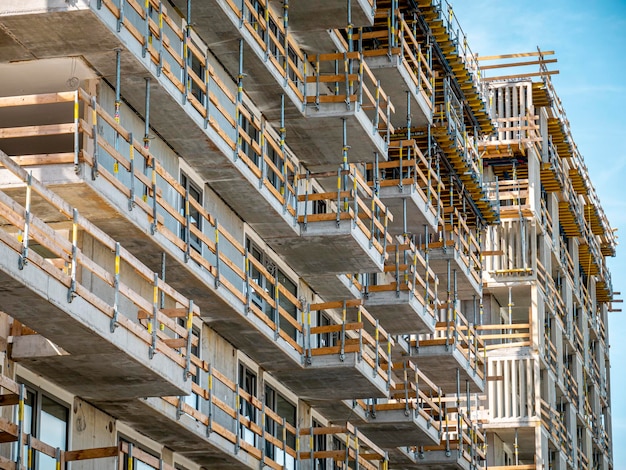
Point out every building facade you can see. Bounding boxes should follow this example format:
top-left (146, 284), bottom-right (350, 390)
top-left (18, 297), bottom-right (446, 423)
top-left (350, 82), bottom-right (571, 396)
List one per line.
top-left (0, 0), bottom-right (615, 469)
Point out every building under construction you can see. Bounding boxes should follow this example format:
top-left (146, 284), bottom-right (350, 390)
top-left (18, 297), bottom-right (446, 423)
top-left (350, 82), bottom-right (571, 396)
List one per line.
top-left (0, 0), bottom-right (616, 469)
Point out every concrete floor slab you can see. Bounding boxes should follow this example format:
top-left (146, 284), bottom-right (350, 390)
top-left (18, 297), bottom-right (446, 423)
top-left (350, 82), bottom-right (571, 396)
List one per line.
top-left (378, 184), bottom-right (439, 235)
top-left (357, 407), bottom-right (440, 448)
top-left (364, 290), bottom-right (436, 334)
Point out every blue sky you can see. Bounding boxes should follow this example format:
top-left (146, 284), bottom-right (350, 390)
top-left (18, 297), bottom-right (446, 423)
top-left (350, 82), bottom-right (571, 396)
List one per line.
top-left (452, 0), bottom-right (626, 465)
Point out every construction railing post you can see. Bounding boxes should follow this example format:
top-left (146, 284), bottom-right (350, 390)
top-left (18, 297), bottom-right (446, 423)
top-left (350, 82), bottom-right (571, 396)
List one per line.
top-left (184, 186), bottom-right (191, 262)
top-left (143, 0), bottom-right (150, 58)
top-left (235, 39), bottom-right (244, 161)
top-left (90, 95), bottom-right (99, 180)
top-left (283, 0), bottom-right (289, 86)
top-left (67, 209), bottom-right (79, 303)
top-left (157, 3), bottom-right (164, 76)
top-left (117, 0), bottom-right (125, 32)
top-left (184, 300), bottom-right (194, 381)
top-left (214, 219), bottom-right (221, 288)
top-left (73, 89), bottom-right (80, 171)
top-left (18, 172), bottom-right (32, 270)
top-left (149, 273), bottom-right (159, 359)
top-left (274, 268), bottom-right (280, 340)
top-left (114, 49), bottom-right (122, 174)
top-left (244, 250), bottom-right (251, 314)
top-left (128, 132), bottom-right (135, 211)
top-left (339, 301), bottom-right (347, 361)
top-left (306, 305), bottom-right (312, 364)
top-left (207, 363), bottom-right (213, 436)
top-left (110, 242), bottom-right (121, 332)
top-left (15, 384), bottom-right (24, 470)
top-left (374, 319), bottom-right (380, 378)
top-left (280, 95), bottom-right (288, 214)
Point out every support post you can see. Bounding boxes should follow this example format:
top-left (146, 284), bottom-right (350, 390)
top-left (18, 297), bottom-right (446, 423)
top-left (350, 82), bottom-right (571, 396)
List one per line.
top-left (149, 273), bottom-right (159, 359)
top-left (110, 242), bottom-right (121, 332)
top-left (68, 208), bottom-right (79, 303)
top-left (18, 172), bottom-right (32, 270)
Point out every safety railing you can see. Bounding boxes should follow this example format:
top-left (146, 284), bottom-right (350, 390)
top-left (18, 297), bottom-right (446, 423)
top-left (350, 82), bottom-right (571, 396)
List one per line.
top-left (366, 137), bottom-right (443, 220)
top-left (359, 8), bottom-right (435, 109)
top-left (488, 178), bottom-right (530, 218)
top-left (0, 151), bottom-right (200, 375)
top-left (0, 159), bottom-right (306, 469)
top-left (413, 309), bottom-right (485, 380)
top-left (298, 423), bottom-right (388, 470)
top-left (299, 165), bottom-right (393, 262)
top-left (237, 103), bottom-right (299, 218)
top-left (305, 300), bottom-right (395, 390)
top-left (0, 89), bottom-right (310, 358)
top-left (543, 331), bottom-right (558, 375)
top-left (563, 365), bottom-right (579, 405)
top-left (490, 112), bottom-right (540, 146)
top-left (540, 399), bottom-right (572, 460)
top-left (363, 239), bottom-right (438, 318)
top-left (477, 323), bottom-right (531, 351)
top-left (224, 0), bottom-right (306, 101)
top-left (544, 137), bottom-right (566, 191)
top-left (98, 0), bottom-right (237, 143)
top-left (420, 0), bottom-right (490, 119)
top-left (412, 401), bottom-right (486, 468)
top-left (438, 206), bottom-right (482, 286)
top-left (361, 359), bottom-right (443, 428)
top-left (166, 363), bottom-right (299, 469)
top-left (306, 51), bottom-right (395, 138)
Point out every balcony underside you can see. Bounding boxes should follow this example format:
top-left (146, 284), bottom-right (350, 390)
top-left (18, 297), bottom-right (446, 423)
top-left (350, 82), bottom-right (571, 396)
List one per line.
top-left (358, 408), bottom-right (440, 448)
top-left (304, 273), bottom-right (362, 301)
top-left (0, 233), bottom-right (188, 400)
top-left (0, 167), bottom-right (306, 375)
top-left (364, 291), bottom-right (435, 334)
top-left (298, 105), bottom-right (388, 172)
top-left (0, 7), bottom-right (304, 244)
top-left (98, 397), bottom-right (258, 470)
top-left (427, 248), bottom-right (480, 300)
top-left (378, 185), bottom-right (439, 234)
top-left (287, 0), bottom-right (374, 31)
top-left (404, 344), bottom-right (484, 393)
top-left (267, 220), bottom-right (384, 276)
top-left (392, 446), bottom-right (474, 470)
top-left (365, 54), bottom-right (432, 128)
top-left (272, 352), bottom-right (389, 401)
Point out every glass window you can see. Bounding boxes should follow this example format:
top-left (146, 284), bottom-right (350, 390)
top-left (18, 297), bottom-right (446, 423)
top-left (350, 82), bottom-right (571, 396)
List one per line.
top-left (238, 363), bottom-right (257, 446)
top-left (17, 384), bottom-right (68, 470)
top-left (180, 173), bottom-right (203, 253)
top-left (265, 385), bottom-right (296, 469)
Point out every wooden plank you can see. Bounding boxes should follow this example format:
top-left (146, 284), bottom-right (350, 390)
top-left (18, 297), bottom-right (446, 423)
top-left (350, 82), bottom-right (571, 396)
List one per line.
top-left (64, 446), bottom-right (119, 462)
top-left (0, 123), bottom-right (74, 139)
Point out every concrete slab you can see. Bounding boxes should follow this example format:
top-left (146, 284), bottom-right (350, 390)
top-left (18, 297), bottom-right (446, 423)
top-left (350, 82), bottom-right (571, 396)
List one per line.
top-left (378, 184), bottom-right (439, 235)
top-left (95, 397), bottom-right (259, 469)
top-left (365, 54), bottom-right (433, 129)
top-left (0, 231), bottom-right (189, 401)
top-left (267, 220), bottom-right (385, 276)
top-left (364, 290), bottom-right (436, 334)
top-left (357, 407), bottom-right (440, 448)
top-left (428, 248), bottom-right (482, 300)
top-left (404, 344), bottom-right (485, 393)
top-left (272, 352), bottom-right (389, 401)
top-left (287, 0), bottom-right (374, 31)
top-left (303, 273), bottom-right (362, 301)
top-left (390, 446), bottom-right (473, 470)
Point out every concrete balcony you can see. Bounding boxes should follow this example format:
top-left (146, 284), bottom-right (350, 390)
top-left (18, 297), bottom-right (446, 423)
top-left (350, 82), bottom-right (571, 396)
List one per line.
top-left (360, 9), bottom-right (434, 128)
top-left (299, 423), bottom-right (388, 470)
top-left (403, 310), bottom-right (485, 393)
top-left (0, 90), bottom-right (395, 403)
top-left (266, 166), bottom-right (393, 280)
top-left (366, 139), bottom-right (440, 235)
top-left (284, 301), bottom-right (395, 401)
top-left (166, 0), bottom-right (388, 174)
top-left (0, 153), bottom-right (192, 402)
top-left (390, 406), bottom-right (486, 469)
top-left (424, 207), bottom-right (482, 300)
top-left (354, 360), bottom-right (441, 448)
top-left (363, 240), bottom-right (437, 334)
